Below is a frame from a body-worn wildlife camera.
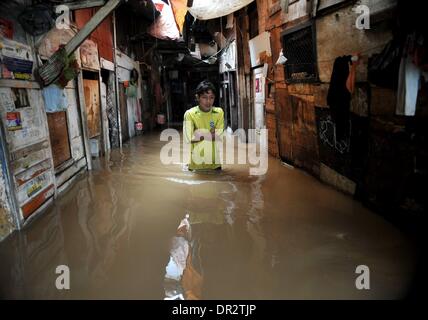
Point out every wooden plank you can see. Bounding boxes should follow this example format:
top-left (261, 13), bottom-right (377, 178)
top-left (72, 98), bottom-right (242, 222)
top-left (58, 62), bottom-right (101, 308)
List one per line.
top-left (76, 73), bottom-right (92, 170)
top-left (56, 157), bottom-right (87, 188)
top-left (17, 170), bottom-right (54, 206)
top-left (21, 185), bottom-right (54, 219)
top-left (0, 117), bottom-right (21, 229)
top-left (65, 87), bottom-right (82, 139)
top-left (9, 141), bottom-right (50, 163)
top-left (15, 159), bottom-right (52, 187)
top-left (57, 163), bottom-right (86, 196)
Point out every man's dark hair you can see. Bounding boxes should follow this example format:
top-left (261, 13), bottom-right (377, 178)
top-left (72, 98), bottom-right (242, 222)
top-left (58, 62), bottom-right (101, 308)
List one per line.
top-left (195, 80), bottom-right (216, 96)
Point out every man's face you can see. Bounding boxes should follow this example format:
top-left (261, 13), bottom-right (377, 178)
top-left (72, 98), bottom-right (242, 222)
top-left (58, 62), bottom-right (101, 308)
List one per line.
top-left (197, 90), bottom-right (215, 112)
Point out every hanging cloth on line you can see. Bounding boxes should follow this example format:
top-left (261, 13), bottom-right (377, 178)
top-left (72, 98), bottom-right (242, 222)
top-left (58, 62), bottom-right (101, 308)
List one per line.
top-left (327, 55), bottom-right (353, 141)
top-left (396, 33), bottom-right (428, 116)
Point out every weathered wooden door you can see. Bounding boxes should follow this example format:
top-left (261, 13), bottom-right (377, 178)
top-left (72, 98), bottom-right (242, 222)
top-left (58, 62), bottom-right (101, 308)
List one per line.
top-left (275, 87), bottom-right (293, 162)
top-left (83, 79), bottom-right (101, 139)
top-left (276, 88), bottom-right (319, 174)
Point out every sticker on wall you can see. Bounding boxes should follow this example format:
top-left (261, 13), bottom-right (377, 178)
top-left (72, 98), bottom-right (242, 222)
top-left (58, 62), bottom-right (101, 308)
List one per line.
top-left (255, 78), bottom-right (261, 93)
top-left (6, 112), bottom-right (22, 131)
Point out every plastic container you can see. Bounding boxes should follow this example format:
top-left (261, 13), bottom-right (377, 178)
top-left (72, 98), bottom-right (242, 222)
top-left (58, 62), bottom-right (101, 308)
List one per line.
top-left (157, 114), bottom-right (166, 125)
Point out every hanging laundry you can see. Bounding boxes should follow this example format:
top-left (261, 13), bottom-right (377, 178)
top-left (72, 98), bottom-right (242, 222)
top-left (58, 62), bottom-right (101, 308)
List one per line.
top-left (396, 33), bottom-right (428, 116)
top-left (327, 55), bottom-right (352, 141)
top-left (346, 55), bottom-right (359, 94)
top-left (148, 0), bottom-right (180, 40)
top-left (170, 0), bottom-right (188, 34)
top-left (396, 53), bottom-right (421, 117)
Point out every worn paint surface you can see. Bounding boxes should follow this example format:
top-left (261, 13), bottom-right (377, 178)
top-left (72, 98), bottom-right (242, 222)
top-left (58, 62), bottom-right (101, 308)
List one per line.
top-left (0, 133), bottom-right (417, 299)
top-left (0, 160), bottom-right (14, 240)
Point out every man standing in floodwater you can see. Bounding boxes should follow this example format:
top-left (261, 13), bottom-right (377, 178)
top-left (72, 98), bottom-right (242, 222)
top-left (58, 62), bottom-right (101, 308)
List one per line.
top-left (183, 80), bottom-right (224, 171)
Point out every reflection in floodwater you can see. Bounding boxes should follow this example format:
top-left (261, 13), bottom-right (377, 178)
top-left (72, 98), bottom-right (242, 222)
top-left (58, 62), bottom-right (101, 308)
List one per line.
top-left (0, 133), bottom-right (418, 299)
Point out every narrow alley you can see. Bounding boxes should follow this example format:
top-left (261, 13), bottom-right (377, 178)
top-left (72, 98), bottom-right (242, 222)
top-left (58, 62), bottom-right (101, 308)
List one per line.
top-left (0, 133), bottom-right (417, 299)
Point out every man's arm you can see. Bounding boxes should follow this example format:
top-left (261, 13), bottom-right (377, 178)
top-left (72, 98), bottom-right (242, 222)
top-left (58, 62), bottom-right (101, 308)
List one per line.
top-left (184, 112), bottom-right (205, 144)
top-left (211, 109), bottom-right (225, 141)
top-left (183, 112), bottom-right (194, 144)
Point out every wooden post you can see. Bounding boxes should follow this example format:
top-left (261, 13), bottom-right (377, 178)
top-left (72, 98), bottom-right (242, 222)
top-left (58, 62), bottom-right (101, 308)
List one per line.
top-left (76, 72), bottom-right (93, 170)
top-left (113, 11), bottom-right (123, 151)
top-left (57, 0), bottom-right (106, 11)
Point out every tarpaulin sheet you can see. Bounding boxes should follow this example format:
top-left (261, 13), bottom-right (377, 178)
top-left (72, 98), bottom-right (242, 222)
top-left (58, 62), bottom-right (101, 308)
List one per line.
top-left (188, 0), bottom-right (254, 20)
top-left (170, 0), bottom-right (187, 34)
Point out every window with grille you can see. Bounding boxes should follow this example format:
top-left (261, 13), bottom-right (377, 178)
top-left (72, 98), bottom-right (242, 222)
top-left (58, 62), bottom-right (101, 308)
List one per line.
top-left (281, 22), bottom-right (318, 83)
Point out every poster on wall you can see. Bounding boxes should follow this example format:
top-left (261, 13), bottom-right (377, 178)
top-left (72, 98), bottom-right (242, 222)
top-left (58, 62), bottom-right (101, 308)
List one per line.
top-left (0, 37), bottom-right (34, 80)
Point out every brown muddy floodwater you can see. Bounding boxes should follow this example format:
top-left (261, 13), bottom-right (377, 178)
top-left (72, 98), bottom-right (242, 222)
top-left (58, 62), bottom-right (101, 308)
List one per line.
top-left (0, 132), bottom-right (417, 299)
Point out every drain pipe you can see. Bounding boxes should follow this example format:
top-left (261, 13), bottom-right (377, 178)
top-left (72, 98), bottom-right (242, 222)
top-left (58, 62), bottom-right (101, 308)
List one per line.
top-left (113, 11), bottom-right (123, 151)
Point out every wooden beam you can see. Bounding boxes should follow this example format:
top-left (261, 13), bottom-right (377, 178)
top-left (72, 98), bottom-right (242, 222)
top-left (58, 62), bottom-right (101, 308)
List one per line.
top-left (57, 0), bottom-right (106, 11)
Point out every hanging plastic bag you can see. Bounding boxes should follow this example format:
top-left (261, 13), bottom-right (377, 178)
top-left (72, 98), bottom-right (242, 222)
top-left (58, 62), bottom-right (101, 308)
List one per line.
top-left (276, 49), bottom-right (288, 65)
top-left (148, 0), bottom-right (180, 40)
